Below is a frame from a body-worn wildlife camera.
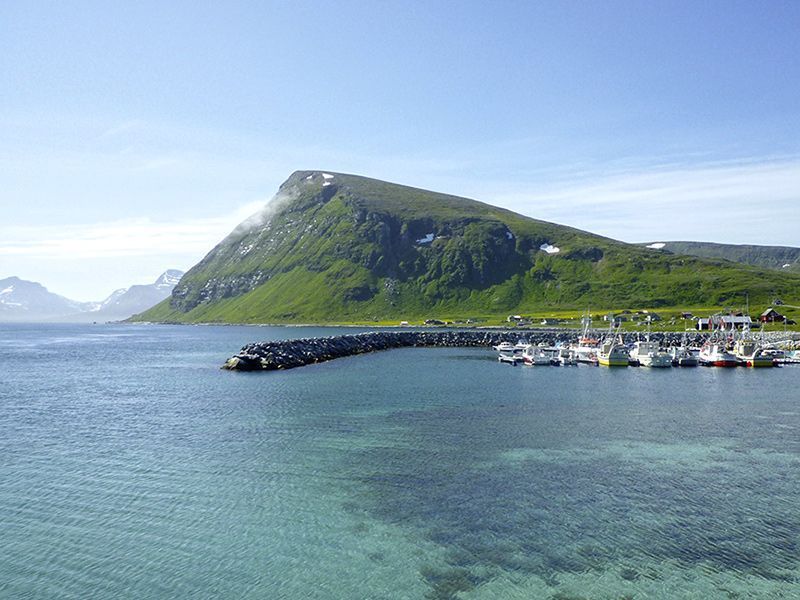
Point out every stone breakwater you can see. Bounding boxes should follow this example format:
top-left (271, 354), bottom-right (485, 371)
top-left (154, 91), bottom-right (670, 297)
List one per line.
top-left (221, 329), bottom-right (733, 371)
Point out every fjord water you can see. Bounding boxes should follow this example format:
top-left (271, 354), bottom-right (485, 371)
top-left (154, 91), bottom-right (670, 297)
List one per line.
top-left (2, 324), bottom-right (799, 599)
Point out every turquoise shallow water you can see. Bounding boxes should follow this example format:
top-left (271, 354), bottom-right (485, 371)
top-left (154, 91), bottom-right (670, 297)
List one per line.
top-left (1, 323), bottom-right (799, 599)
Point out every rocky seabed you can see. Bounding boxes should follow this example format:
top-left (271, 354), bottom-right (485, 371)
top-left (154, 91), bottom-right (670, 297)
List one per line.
top-left (223, 329), bottom-right (800, 371)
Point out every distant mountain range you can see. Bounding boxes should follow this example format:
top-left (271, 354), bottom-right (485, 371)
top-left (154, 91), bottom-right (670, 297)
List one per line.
top-left (0, 277), bottom-right (89, 321)
top-left (641, 241), bottom-right (800, 273)
top-left (0, 270), bottom-right (183, 322)
top-left (132, 170), bottom-right (800, 324)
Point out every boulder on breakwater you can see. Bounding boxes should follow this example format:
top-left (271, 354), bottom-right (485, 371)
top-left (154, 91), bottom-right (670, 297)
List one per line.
top-left (221, 329), bottom-right (714, 371)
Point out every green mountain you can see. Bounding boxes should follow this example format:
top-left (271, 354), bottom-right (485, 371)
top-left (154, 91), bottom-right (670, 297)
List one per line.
top-left (135, 171), bottom-right (800, 324)
top-left (641, 241), bottom-right (800, 274)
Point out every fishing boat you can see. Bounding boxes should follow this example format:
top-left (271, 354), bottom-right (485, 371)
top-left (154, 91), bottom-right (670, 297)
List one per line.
top-left (733, 338), bottom-right (775, 367)
top-left (522, 345), bottom-right (552, 366)
top-left (733, 340), bottom-right (775, 367)
top-left (493, 341), bottom-right (518, 353)
top-left (632, 340), bottom-right (673, 368)
top-left (597, 324), bottom-right (629, 367)
top-left (498, 353), bottom-right (524, 365)
top-left (668, 331), bottom-right (699, 367)
top-left (494, 339), bottom-right (528, 365)
top-left (668, 346), bottom-right (699, 367)
top-left (554, 346), bottom-right (578, 366)
top-left (571, 313), bottom-right (599, 364)
top-left (698, 317), bottom-right (741, 367)
top-left (779, 349), bottom-right (800, 364)
top-left (630, 320), bottom-right (672, 368)
top-left (514, 339), bottom-right (531, 352)
top-left (698, 342), bottom-right (741, 367)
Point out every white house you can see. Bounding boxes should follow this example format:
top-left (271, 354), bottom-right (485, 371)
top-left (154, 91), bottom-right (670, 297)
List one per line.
top-left (696, 315), bottom-right (752, 330)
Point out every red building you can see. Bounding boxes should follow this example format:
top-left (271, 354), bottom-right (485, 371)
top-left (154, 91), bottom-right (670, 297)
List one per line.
top-left (760, 308), bottom-right (785, 323)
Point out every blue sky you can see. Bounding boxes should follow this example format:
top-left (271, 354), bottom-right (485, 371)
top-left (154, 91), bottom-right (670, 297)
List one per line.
top-left (1, 1), bottom-right (799, 300)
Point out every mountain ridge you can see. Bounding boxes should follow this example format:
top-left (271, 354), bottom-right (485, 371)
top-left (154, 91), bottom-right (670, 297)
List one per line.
top-left (0, 270), bottom-right (184, 322)
top-left (0, 277), bottom-right (89, 320)
top-left (641, 241), bottom-right (800, 274)
top-left (134, 171), bottom-right (800, 324)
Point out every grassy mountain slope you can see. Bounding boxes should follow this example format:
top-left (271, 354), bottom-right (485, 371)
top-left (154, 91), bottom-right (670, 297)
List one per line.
top-left (135, 171), bottom-right (800, 323)
top-left (642, 241), bottom-right (800, 274)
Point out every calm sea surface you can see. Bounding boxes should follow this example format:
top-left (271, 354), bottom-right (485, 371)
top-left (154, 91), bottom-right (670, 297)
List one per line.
top-left (1, 323), bottom-right (799, 599)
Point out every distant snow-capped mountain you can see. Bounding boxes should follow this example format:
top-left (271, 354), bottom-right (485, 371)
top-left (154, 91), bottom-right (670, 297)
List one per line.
top-left (0, 270), bottom-right (184, 322)
top-left (88, 270), bottom-right (184, 321)
top-left (155, 269), bottom-right (183, 289)
top-left (0, 276), bottom-right (91, 321)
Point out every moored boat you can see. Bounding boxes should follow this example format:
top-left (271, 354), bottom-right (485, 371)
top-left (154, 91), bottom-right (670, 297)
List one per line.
top-left (597, 324), bottom-right (629, 367)
top-left (733, 337), bottom-right (775, 368)
top-left (522, 345), bottom-right (552, 366)
top-left (571, 313), bottom-right (599, 364)
top-left (668, 346), bottom-right (699, 367)
top-left (493, 341), bottom-right (518, 353)
top-left (698, 316), bottom-right (742, 367)
top-left (668, 332), bottom-right (699, 367)
top-left (784, 349), bottom-right (800, 364)
top-left (632, 339), bottom-right (673, 367)
top-left (514, 339), bottom-right (531, 352)
top-left (555, 346), bottom-right (578, 366)
top-left (698, 342), bottom-right (741, 367)
top-left (630, 320), bottom-right (672, 368)
top-left (498, 353), bottom-right (524, 365)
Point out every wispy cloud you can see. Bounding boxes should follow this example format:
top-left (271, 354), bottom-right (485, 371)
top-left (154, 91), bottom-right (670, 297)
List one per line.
top-left (489, 157), bottom-right (800, 245)
top-left (0, 200), bottom-right (266, 261)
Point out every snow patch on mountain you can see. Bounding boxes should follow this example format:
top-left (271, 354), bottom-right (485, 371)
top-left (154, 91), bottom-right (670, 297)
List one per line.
top-left (92, 288), bottom-right (128, 311)
top-left (155, 270), bottom-right (183, 288)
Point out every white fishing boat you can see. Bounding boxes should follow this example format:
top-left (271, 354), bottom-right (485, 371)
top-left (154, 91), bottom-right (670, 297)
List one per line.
top-left (698, 318), bottom-right (741, 367)
top-left (494, 339), bottom-right (527, 365)
top-left (631, 339), bottom-right (673, 368)
top-left (498, 353), bottom-right (524, 365)
top-left (631, 319), bottom-right (672, 368)
top-left (554, 346), bottom-right (578, 366)
top-left (780, 349), bottom-right (800, 364)
top-left (668, 346), bottom-right (699, 367)
top-left (493, 341), bottom-right (518, 353)
top-left (668, 332), bottom-right (698, 367)
top-left (522, 345), bottom-right (552, 366)
top-left (698, 342), bottom-right (741, 367)
top-left (571, 313), bottom-right (599, 364)
top-left (514, 339), bottom-right (531, 352)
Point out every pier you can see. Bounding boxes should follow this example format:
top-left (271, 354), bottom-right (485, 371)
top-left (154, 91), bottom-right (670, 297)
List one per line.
top-left (222, 329), bottom-right (730, 371)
